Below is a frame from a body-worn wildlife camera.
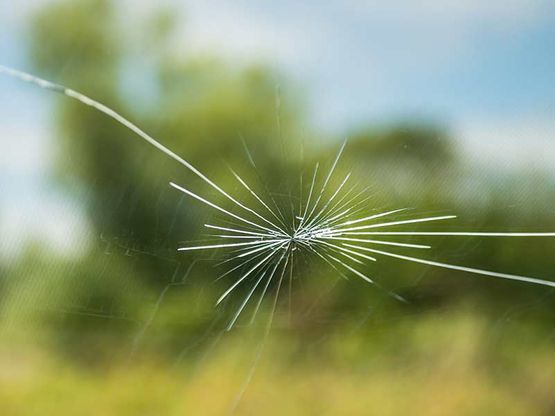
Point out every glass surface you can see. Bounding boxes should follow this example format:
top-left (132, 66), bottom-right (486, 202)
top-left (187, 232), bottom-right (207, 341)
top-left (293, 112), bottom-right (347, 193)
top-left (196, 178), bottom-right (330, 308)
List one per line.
top-left (1, 1), bottom-right (554, 414)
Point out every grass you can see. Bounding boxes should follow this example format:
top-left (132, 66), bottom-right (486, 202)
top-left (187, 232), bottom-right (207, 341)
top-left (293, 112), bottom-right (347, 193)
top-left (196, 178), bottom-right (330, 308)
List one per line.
top-left (1, 307), bottom-right (554, 415)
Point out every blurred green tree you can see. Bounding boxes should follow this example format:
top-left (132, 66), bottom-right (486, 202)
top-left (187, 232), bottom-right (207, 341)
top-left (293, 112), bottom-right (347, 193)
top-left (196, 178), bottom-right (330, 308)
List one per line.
top-left (8, 0), bottom-right (550, 361)
top-left (19, 0), bottom-right (307, 356)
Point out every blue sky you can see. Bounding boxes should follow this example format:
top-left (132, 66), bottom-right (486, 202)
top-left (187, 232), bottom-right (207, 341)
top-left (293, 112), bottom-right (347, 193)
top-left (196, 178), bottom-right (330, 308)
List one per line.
top-left (0, 0), bottom-right (554, 259)
top-left (2, 0), bottom-right (555, 141)
top-left (176, 1), bottom-right (555, 130)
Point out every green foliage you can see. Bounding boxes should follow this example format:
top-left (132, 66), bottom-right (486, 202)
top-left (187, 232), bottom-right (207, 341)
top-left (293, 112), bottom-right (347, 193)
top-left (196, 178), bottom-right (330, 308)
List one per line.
top-left (1, 0), bottom-right (553, 377)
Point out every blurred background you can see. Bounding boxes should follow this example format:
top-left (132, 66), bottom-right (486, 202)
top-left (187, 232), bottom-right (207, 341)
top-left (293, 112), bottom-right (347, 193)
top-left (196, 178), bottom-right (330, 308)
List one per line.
top-left (0, 0), bottom-right (554, 414)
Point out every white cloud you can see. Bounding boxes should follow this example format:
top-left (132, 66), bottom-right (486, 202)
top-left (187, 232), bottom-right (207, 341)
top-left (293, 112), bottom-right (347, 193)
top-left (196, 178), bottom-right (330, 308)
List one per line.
top-left (454, 118), bottom-right (555, 174)
top-left (0, 122), bottom-right (52, 177)
top-left (180, 6), bottom-right (314, 68)
top-left (0, 193), bottom-right (91, 262)
top-left (117, 0), bottom-right (322, 72)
